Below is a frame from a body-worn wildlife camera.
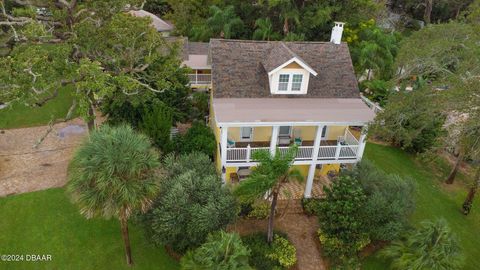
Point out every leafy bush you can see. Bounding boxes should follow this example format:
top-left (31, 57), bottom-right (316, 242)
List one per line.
top-left (301, 198), bottom-right (320, 216)
top-left (190, 92), bottom-right (210, 121)
top-left (317, 176), bottom-right (369, 265)
top-left (180, 231), bottom-right (252, 270)
top-left (344, 160), bottom-right (415, 242)
top-left (266, 235), bottom-right (297, 268)
top-left (247, 200), bottom-right (271, 219)
top-left (238, 201), bottom-right (254, 217)
top-left (370, 87), bottom-right (446, 153)
top-left (360, 79), bottom-right (392, 106)
top-left (142, 152), bottom-right (237, 253)
top-left (176, 122), bottom-right (216, 158)
top-left (242, 232), bottom-right (294, 270)
top-left (139, 101), bottom-right (173, 152)
top-left (380, 219), bottom-right (464, 270)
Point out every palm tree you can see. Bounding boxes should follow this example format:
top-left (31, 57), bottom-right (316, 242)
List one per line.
top-left (380, 219), bottom-right (464, 270)
top-left (67, 125), bottom-right (160, 265)
top-left (268, 0), bottom-right (300, 35)
top-left (234, 146), bottom-right (303, 243)
top-left (253, 18), bottom-right (279, 41)
top-left (180, 230), bottom-right (252, 270)
top-left (207, 5), bottom-right (244, 39)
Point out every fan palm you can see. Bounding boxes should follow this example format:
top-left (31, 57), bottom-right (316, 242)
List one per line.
top-left (180, 231), bottom-right (252, 270)
top-left (253, 18), bottom-right (279, 41)
top-left (234, 145), bottom-right (303, 243)
top-left (268, 0), bottom-right (300, 35)
top-left (67, 125), bottom-right (160, 265)
top-left (207, 5), bottom-right (244, 39)
top-left (380, 219), bottom-right (464, 270)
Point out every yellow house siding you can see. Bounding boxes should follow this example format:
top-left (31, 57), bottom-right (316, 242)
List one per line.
top-left (293, 164), bottom-right (309, 180)
top-left (293, 126), bottom-right (316, 140)
top-left (319, 164), bottom-right (340, 175)
top-left (228, 127), bottom-right (272, 142)
top-left (326, 126), bottom-right (347, 140)
top-left (224, 166), bottom-right (237, 183)
top-left (284, 62), bottom-right (303, 69)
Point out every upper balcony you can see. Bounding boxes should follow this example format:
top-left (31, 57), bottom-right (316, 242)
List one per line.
top-left (221, 125), bottom-right (363, 165)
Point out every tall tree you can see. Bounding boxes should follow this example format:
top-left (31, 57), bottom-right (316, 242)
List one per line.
top-left (234, 146), bottom-right (303, 243)
top-left (67, 125), bottom-right (160, 265)
top-left (268, 0), bottom-right (299, 35)
top-left (0, 0), bottom-right (188, 131)
top-left (252, 18), bottom-right (279, 41)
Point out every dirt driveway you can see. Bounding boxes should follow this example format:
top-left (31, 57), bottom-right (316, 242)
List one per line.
top-left (0, 118), bottom-right (88, 197)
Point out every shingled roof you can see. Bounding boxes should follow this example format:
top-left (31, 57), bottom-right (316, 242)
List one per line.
top-left (262, 42), bottom-right (315, 74)
top-left (210, 39), bottom-right (359, 99)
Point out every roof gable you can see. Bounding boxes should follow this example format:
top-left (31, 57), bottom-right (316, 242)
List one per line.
top-left (262, 42), bottom-right (317, 76)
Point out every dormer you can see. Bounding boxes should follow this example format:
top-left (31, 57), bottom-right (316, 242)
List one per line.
top-left (262, 42), bottom-right (317, 95)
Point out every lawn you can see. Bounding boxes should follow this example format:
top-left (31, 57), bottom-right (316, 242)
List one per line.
top-left (362, 143), bottom-right (480, 270)
top-left (0, 88), bottom-right (76, 129)
top-left (0, 188), bottom-right (179, 270)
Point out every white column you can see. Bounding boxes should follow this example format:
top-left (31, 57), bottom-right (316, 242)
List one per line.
top-left (220, 126), bottom-right (228, 182)
top-left (356, 125), bottom-right (368, 161)
top-left (270, 126), bottom-right (280, 155)
top-left (304, 125), bottom-right (324, 198)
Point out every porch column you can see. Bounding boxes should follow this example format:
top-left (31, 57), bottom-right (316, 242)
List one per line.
top-left (270, 125), bottom-right (280, 156)
top-left (220, 126), bottom-right (228, 182)
top-left (304, 125), bottom-right (324, 198)
top-left (356, 125), bottom-right (368, 161)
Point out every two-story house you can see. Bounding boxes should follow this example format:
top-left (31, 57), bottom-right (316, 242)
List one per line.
top-left (209, 23), bottom-right (375, 198)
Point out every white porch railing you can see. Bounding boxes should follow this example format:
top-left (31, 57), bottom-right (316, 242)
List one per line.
top-left (226, 144), bottom-right (360, 163)
top-left (360, 94), bottom-right (383, 113)
top-left (188, 74), bottom-right (211, 85)
top-left (344, 129), bottom-right (359, 146)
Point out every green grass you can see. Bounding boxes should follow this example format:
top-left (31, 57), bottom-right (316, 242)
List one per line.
top-left (0, 88), bottom-right (76, 129)
top-left (0, 188), bottom-right (179, 270)
top-left (362, 143), bottom-right (480, 270)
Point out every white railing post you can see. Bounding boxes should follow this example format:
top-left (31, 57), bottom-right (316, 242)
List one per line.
top-left (246, 144), bottom-right (251, 162)
top-left (270, 126), bottom-right (279, 156)
top-left (220, 126), bottom-right (228, 182)
top-left (304, 125), bottom-right (324, 198)
top-left (356, 126), bottom-right (368, 161)
top-left (335, 142), bottom-right (341, 160)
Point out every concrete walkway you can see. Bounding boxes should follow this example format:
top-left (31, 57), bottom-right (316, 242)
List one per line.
top-left (229, 212), bottom-right (326, 270)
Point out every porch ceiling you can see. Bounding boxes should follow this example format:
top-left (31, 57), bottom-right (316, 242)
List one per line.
top-left (213, 98), bottom-right (375, 125)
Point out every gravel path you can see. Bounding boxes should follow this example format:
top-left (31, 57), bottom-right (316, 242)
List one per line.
top-left (0, 118), bottom-right (88, 197)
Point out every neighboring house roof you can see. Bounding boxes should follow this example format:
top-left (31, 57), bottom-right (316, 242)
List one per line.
top-left (213, 98), bottom-right (375, 124)
top-left (210, 39), bottom-right (359, 99)
top-left (262, 42), bottom-right (317, 76)
top-left (182, 42), bottom-right (211, 69)
top-left (129, 10), bottom-right (174, 32)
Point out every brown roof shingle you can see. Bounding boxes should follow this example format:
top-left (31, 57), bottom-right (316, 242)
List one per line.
top-left (210, 39), bottom-right (359, 99)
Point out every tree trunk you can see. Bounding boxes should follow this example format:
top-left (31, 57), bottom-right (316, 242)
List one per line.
top-left (446, 151), bottom-right (464, 184)
top-left (267, 190), bottom-right (279, 244)
top-left (424, 0), bottom-right (433, 24)
top-left (87, 92), bottom-right (95, 131)
top-left (120, 218), bottom-right (133, 266)
top-left (462, 166), bottom-right (480, 215)
top-left (283, 17), bottom-right (289, 35)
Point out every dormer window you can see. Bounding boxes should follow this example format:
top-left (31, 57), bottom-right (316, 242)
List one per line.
top-left (277, 73), bottom-right (304, 92)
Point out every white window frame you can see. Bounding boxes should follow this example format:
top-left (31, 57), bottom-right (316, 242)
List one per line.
top-left (270, 68), bottom-right (310, 95)
top-left (278, 126), bottom-right (292, 137)
top-left (240, 127), bottom-right (253, 141)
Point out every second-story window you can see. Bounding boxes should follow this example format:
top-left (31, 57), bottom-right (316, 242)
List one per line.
top-left (291, 74), bottom-right (303, 91)
top-left (278, 74), bottom-right (289, 91)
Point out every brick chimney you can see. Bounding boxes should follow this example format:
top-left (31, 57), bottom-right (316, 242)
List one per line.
top-left (330, 22), bottom-right (345, 45)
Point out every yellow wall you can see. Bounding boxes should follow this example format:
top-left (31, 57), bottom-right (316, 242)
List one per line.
top-left (228, 126), bottom-right (272, 142)
top-left (292, 126), bottom-right (316, 140)
top-left (326, 126), bottom-right (347, 141)
top-left (318, 164), bottom-right (340, 176)
top-left (224, 166), bottom-right (237, 183)
top-left (293, 164), bottom-right (309, 180)
top-left (210, 92), bottom-right (222, 172)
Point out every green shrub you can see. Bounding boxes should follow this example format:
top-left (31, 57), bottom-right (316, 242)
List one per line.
top-left (301, 198), bottom-right (320, 216)
top-left (242, 232), bottom-right (294, 270)
top-left (190, 92), bottom-right (209, 120)
top-left (266, 235), bottom-right (297, 268)
top-left (247, 200), bottom-right (271, 219)
top-left (361, 79), bottom-right (392, 106)
top-left (176, 122), bottom-right (216, 157)
top-left (317, 176), bottom-right (369, 266)
top-left (180, 231), bottom-right (252, 270)
top-left (139, 101), bottom-right (173, 152)
top-left (238, 201), bottom-right (254, 217)
top-left (143, 152), bottom-right (237, 253)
